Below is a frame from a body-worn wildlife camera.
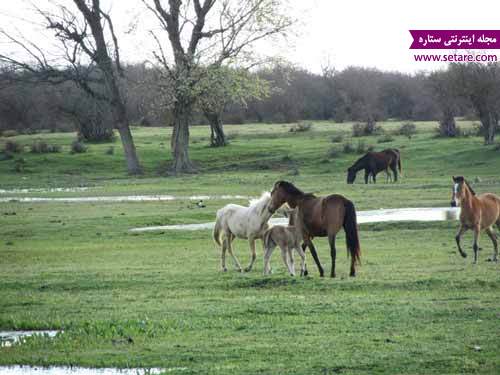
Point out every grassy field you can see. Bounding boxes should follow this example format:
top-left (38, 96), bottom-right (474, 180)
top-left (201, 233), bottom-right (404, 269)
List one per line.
top-left (1, 121), bottom-right (499, 374)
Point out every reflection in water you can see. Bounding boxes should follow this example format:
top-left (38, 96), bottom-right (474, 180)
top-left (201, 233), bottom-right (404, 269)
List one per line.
top-left (129, 207), bottom-right (460, 232)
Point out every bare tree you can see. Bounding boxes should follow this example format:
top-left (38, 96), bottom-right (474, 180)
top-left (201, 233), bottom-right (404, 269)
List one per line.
top-left (144, 0), bottom-right (293, 173)
top-left (198, 66), bottom-right (269, 147)
top-left (428, 70), bottom-right (458, 137)
top-left (450, 62), bottom-right (500, 144)
top-left (0, 0), bottom-right (142, 174)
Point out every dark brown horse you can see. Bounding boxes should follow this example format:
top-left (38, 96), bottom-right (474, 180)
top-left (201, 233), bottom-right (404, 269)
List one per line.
top-left (269, 181), bottom-right (361, 277)
top-left (347, 148), bottom-right (401, 184)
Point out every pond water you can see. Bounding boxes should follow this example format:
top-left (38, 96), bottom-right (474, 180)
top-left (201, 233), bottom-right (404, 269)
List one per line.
top-left (0, 366), bottom-right (177, 375)
top-left (0, 195), bottom-right (249, 203)
top-left (129, 207), bottom-right (460, 232)
top-left (0, 331), bottom-right (60, 348)
top-left (0, 188), bottom-right (90, 194)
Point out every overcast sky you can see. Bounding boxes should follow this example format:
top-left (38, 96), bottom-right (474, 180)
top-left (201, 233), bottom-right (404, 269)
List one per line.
top-left (1, 0), bottom-right (499, 74)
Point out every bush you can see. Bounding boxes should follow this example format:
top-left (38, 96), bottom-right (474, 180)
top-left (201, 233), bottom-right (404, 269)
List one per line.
top-left (397, 122), bottom-right (417, 138)
top-left (13, 157), bottom-right (26, 172)
top-left (1, 130), bottom-right (19, 137)
top-left (356, 140), bottom-right (367, 154)
top-left (70, 140), bottom-right (88, 154)
top-left (105, 146), bottom-right (114, 155)
top-left (289, 122), bottom-right (312, 133)
top-left (342, 141), bottom-right (355, 153)
top-left (30, 141), bottom-right (61, 153)
top-left (494, 143), bottom-right (500, 151)
top-left (377, 134), bottom-right (395, 143)
top-left (326, 146), bottom-right (341, 158)
top-left (3, 140), bottom-right (23, 153)
top-left (331, 134), bottom-right (344, 143)
top-left (352, 120), bottom-right (382, 137)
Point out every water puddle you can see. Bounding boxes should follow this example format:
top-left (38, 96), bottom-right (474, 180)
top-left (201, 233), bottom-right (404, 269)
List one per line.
top-left (129, 207), bottom-right (460, 232)
top-left (0, 366), bottom-right (182, 374)
top-left (0, 188), bottom-right (90, 194)
top-left (0, 330), bottom-right (60, 348)
top-left (0, 195), bottom-right (249, 203)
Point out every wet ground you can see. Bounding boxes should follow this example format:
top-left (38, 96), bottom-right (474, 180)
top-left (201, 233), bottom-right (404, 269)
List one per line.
top-left (0, 366), bottom-right (176, 374)
top-left (0, 195), bottom-right (249, 203)
top-left (0, 331), bottom-right (60, 348)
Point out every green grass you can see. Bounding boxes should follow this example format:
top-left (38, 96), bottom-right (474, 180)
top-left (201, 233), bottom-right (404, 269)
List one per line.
top-left (1, 120), bottom-right (499, 373)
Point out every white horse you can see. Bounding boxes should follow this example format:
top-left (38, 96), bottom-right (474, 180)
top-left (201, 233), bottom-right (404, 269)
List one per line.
top-left (213, 192), bottom-right (274, 272)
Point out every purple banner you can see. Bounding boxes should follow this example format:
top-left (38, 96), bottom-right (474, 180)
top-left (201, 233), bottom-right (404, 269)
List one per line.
top-left (409, 30), bottom-right (500, 49)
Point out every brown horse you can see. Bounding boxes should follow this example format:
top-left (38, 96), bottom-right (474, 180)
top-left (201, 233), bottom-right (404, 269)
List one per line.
top-left (451, 176), bottom-right (500, 263)
top-left (269, 181), bottom-right (361, 277)
top-left (347, 149), bottom-right (401, 184)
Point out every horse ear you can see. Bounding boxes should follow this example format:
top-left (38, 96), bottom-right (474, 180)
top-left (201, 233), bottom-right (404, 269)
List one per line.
top-left (452, 176), bottom-right (456, 181)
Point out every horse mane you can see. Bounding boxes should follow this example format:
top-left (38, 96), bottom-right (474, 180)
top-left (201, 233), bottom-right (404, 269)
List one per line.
top-left (464, 180), bottom-right (476, 196)
top-left (454, 176), bottom-right (476, 196)
top-left (248, 191), bottom-right (271, 207)
top-left (350, 153), bottom-right (370, 170)
top-left (275, 181), bottom-right (304, 197)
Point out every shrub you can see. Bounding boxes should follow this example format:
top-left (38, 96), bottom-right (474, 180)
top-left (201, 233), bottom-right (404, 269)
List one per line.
top-left (356, 140), bottom-right (367, 154)
top-left (352, 120), bottom-right (381, 137)
top-left (2, 130), bottom-right (19, 137)
top-left (326, 146), bottom-right (341, 158)
top-left (30, 141), bottom-right (61, 154)
top-left (70, 140), bottom-right (88, 154)
top-left (494, 143), bottom-right (500, 151)
top-left (331, 134), bottom-right (344, 143)
top-left (342, 141), bottom-right (355, 154)
top-left (289, 122), bottom-right (312, 133)
top-left (397, 122), bottom-right (417, 138)
top-left (377, 134), bottom-right (395, 143)
top-left (14, 157), bottom-right (26, 172)
top-left (105, 146), bottom-right (114, 155)
top-left (3, 140), bottom-right (23, 153)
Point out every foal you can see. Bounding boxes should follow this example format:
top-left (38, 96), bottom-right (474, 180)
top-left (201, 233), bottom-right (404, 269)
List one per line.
top-left (451, 176), bottom-right (500, 263)
top-left (263, 208), bottom-right (307, 276)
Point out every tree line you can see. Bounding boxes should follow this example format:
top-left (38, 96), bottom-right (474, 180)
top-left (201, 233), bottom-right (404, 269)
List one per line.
top-left (1, 1), bottom-right (499, 175)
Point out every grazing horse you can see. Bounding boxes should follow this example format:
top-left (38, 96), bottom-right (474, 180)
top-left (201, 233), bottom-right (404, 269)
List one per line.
top-left (451, 176), bottom-right (500, 263)
top-left (347, 149), bottom-right (402, 184)
top-left (263, 208), bottom-right (307, 276)
top-left (213, 193), bottom-right (274, 272)
top-left (269, 181), bottom-right (361, 277)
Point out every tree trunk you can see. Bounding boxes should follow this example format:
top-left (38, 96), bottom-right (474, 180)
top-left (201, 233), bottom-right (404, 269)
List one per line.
top-left (480, 111), bottom-right (496, 145)
top-left (116, 124), bottom-right (142, 174)
top-left (205, 110), bottom-right (226, 147)
top-left (439, 109), bottom-right (457, 137)
top-left (171, 101), bottom-right (195, 173)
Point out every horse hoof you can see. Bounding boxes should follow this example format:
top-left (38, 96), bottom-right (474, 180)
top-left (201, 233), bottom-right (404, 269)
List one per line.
top-left (290, 273), bottom-right (295, 277)
top-left (486, 257), bottom-right (498, 262)
top-left (222, 268), bottom-right (228, 272)
top-left (350, 272), bottom-right (356, 277)
top-left (244, 267), bottom-right (251, 272)
top-left (460, 252), bottom-right (467, 258)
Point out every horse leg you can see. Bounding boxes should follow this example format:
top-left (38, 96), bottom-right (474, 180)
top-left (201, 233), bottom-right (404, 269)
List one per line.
top-left (227, 237), bottom-right (243, 272)
top-left (263, 241), bottom-right (275, 275)
top-left (306, 240), bottom-right (324, 277)
top-left (485, 227), bottom-right (498, 262)
top-left (300, 243), bottom-right (309, 276)
top-left (329, 234), bottom-right (337, 278)
top-left (288, 247), bottom-right (296, 276)
top-left (296, 245), bottom-right (307, 276)
top-left (221, 238), bottom-right (228, 272)
top-left (390, 164), bottom-right (398, 182)
top-left (244, 238), bottom-right (257, 272)
top-left (372, 172), bottom-right (377, 184)
top-left (455, 225), bottom-right (468, 258)
top-left (472, 225), bottom-right (480, 264)
top-left (364, 170), bottom-right (369, 184)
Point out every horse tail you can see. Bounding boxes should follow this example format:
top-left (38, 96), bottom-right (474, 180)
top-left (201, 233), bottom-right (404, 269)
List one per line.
top-left (397, 152), bottom-right (402, 175)
top-left (213, 213), bottom-right (222, 247)
top-left (343, 199), bottom-right (361, 265)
